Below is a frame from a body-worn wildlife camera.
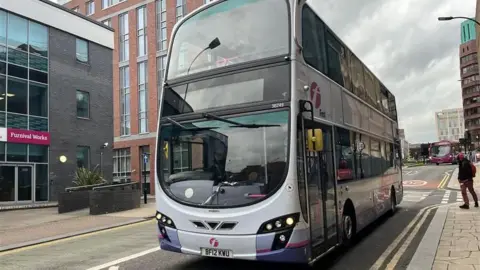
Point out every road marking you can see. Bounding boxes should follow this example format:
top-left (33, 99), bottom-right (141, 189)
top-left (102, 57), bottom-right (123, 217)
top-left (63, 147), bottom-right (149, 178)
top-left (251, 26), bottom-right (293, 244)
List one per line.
top-left (401, 191), bottom-right (431, 203)
top-left (108, 267), bottom-right (119, 270)
top-left (0, 219), bottom-right (155, 257)
top-left (369, 204), bottom-right (440, 270)
top-left (403, 180), bottom-right (427, 187)
top-left (86, 247), bottom-right (161, 270)
top-left (386, 207), bottom-right (435, 268)
top-left (441, 190), bottom-right (451, 204)
top-left (437, 174), bottom-right (449, 189)
top-left (402, 170), bottom-right (418, 176)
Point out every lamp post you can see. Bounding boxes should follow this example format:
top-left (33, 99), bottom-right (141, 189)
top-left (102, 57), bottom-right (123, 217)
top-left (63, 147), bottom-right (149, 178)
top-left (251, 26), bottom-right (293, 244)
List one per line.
top-left (100, 142), bottom-right (108, 176)
top-left (438, 16), bottom-right (480, 26)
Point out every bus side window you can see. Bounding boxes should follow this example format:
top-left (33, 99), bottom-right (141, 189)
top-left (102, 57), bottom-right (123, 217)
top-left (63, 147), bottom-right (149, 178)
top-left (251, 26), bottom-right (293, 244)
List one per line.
top-left (334, 127), bottom-right (355, 181)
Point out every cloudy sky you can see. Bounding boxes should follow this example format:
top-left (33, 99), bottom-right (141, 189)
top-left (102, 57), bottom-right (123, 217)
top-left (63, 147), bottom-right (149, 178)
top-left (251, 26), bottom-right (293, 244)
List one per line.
top-left (310, 0), bottom-right (476, 143)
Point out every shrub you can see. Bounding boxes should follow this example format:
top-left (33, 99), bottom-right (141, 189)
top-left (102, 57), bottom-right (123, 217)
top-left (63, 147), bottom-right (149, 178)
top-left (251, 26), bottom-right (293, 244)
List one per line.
top-left (72, 165), bottom-right (106, 186)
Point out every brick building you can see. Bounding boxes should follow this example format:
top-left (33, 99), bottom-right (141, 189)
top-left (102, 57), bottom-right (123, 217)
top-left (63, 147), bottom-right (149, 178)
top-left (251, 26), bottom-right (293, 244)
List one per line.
top-left (59, 0), bottom-right (214, 194)
top-left (460, 19), bottom-right (480, 143)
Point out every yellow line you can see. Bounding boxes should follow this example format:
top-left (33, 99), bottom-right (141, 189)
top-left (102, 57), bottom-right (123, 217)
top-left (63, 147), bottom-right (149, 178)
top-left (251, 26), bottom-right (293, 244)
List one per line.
top-left (0, 219), bottom-right (155, 257)
top-left (437, 174), bottom-right (448, 189)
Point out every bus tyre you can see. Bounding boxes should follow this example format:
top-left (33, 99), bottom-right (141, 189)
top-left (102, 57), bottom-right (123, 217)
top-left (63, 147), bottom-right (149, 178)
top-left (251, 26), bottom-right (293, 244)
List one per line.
top-left (341, 209), bottom-right (356, 247)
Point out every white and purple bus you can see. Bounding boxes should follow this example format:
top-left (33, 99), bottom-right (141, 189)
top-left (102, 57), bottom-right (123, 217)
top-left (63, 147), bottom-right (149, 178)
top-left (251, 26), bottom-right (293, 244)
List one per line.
top-left (155, 0), bottom-right (403, 265)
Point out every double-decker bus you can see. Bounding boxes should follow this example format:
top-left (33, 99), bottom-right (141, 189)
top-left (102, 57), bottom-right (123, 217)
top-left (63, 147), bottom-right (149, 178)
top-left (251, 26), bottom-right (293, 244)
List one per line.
top-left (429, 140), bottom-right (458, 165)
top-left (155, 0), bottom-right (403, 264)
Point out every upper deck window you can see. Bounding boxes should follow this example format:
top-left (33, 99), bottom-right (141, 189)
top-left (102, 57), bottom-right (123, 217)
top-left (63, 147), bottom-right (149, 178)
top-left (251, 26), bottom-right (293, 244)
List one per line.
top-left (166, 0), bottom-right (289, 80)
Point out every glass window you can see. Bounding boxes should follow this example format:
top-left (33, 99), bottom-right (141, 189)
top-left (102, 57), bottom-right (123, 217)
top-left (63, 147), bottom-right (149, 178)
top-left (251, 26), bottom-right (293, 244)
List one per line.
top-left (120, 66), bottom-right (130, 135)
top-left (0, 11), bottom-right (6, 45)
top-left (29, 145), bottom-right (48, 163)
top-left (35, 164), bottom-right (48, 201)
top-left (7, 14), bottom-right (28, 51)
top-left (6, 143), bottom-right (27, 162)
top-left (8, 63), bottom-right (27, 79)
top-left (76, 146), bottom-right (90, 168)
top-left (137, 6), bottom-right (147, 57)
top-left (29, 116), bottom-right (48, 131)
top-left (86, 1), bottom-right (95, 16)
top-left (8, 48), bottom-right (28, 67)
top-left (29, 69), bottom-right (48, 84)
top-left (113, 148), bottom-right (131, 182)
top-left (29, 54), bottom-right (48, 72)
top-left (167, 0), bottom-right (289, 79)
top-left (28, 21), bottom-right (48, 57)
top-left (325, 30), bottom-right (344, 87)
top-left (76, 38), bottom-right (89, 63)
top-left (119, 13), bottom-right (129, 62)
top-left (138, 61), bottom-right (147, 133)
top-left (29, 82), bottom-right (48, 117)
top-left (0, 142), bottom-right (4, 161)
top-left (7, 77), bottom-right (28, 114)
top-left (7, 113), bottom-right (27, 129)
top-left (0, 75), bottom-right (5, 111)
top-left (302, 5), bottom-right (326, 73)
top-left (0, 45), bottom-right (5, 61)
top-left (76, 90), bottom-right (90, 118)
top-left (335, 127), bottom-right (355, 181)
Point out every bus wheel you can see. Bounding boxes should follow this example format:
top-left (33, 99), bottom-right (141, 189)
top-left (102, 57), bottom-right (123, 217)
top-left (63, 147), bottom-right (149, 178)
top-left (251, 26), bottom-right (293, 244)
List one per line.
top-left (341, 206), bottom-right (356, 247)
top-left (436, 163), bottom-right (439, 166)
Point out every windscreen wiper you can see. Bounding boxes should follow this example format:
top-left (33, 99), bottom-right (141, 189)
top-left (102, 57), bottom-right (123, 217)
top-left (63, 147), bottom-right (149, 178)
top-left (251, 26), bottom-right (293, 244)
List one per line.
top-left (202, 181), bottom-right (238, 205)
top-left (203, 113), bottom-right (280, 129)
top-left (163, 117), bottom-right (216, 131)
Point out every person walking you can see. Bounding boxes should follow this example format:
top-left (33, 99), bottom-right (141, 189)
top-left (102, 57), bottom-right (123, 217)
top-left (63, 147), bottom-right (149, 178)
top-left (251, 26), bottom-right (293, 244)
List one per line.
top-left (457, 153), bottom-right (479, 209)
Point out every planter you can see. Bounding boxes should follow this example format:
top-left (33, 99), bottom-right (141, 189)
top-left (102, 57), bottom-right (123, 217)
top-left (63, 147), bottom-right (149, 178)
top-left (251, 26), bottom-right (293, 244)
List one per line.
top-left (58, 190), bottom-right (90, 213)
top-left (89, 183), bottom-right (141, 215)
top-left (58, 183), bottom-right (109, 214)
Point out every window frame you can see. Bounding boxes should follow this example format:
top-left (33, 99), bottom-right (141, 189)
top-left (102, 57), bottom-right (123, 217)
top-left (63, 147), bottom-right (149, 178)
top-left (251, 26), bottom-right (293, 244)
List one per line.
top-left (76, 90), bottom-right (90, 119)
top-left (75, 38), bottom-right (89, 63)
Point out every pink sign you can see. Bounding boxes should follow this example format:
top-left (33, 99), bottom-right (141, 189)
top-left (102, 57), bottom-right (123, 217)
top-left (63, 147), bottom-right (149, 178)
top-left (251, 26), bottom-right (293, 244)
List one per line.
top-left (6, 128), bottom-right (50, 145)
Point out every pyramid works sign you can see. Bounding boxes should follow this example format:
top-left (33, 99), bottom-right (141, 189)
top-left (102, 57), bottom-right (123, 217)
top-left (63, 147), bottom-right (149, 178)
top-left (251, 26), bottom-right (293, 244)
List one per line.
top-left (0, 128), bottom-right (50, 145)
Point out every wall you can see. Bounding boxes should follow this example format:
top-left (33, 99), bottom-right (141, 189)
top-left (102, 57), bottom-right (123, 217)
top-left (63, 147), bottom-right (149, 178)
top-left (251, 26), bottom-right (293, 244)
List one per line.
top-left (48, 27), bottom-right (113, 200)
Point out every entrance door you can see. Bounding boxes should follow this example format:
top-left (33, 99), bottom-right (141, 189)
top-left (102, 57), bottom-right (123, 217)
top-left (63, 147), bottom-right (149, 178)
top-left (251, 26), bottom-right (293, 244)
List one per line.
top-left (17, 166), bottom-right (33, 201)
top-left (0, 165), bottom-right (33, 203)
top-left (0, 165), bottom-right (15, 202)
top-left (300, 117), bottom-right (339, 257)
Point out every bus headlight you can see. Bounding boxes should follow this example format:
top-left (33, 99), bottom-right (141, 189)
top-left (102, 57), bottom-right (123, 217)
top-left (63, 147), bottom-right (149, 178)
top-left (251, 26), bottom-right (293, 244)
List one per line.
top-left (257, 213), bottom-right (300, 234)
top-left (155, 211), bottom-right (176, 229)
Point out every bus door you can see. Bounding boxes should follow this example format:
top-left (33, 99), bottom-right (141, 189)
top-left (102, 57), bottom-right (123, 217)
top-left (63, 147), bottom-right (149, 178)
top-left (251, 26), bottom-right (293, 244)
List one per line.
top-left (298, 103), bottom-right (339, 258)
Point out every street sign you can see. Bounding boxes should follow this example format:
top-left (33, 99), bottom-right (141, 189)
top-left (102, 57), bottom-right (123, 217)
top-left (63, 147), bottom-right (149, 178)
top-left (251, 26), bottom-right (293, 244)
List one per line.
top-left (143, 153), bottom-right (149, 164)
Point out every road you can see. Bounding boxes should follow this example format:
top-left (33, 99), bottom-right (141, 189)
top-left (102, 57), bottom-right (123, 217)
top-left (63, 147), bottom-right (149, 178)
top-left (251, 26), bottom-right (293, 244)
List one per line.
top-left (0, 165), bottom-right (459, 270)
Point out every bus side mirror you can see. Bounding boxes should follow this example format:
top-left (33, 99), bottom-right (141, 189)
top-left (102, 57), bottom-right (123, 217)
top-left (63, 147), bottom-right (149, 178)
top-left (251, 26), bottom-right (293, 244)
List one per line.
top-left (307, 129), bottom-right (323, 151)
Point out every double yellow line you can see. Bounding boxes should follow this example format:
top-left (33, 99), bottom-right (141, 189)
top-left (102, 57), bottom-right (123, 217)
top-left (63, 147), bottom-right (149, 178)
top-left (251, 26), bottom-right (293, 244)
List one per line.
top-left (437, 173), bottom-right (449, 189)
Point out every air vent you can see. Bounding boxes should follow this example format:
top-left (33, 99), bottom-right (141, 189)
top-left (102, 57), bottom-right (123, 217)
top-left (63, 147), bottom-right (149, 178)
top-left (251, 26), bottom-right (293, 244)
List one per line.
top-left (207, 221), bottom-right (220, 229)
top-left (191, 221), bottom-right (207, 229)
top-left (218, 222), bottom-right (237, 230)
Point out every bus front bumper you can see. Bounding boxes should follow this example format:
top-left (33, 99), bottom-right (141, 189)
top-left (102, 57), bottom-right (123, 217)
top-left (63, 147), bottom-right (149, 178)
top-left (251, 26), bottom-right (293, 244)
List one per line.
top-left (157, 225), bottom-right (310, 263)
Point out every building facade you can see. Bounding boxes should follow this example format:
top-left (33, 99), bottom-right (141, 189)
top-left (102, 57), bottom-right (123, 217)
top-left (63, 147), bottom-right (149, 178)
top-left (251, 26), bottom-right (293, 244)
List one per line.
top-left (460, 20), bottom-right (480, 139)
top-left (0, 0), bottom-right (114, 204)
top-left (60, 0), bottom-right (214, 194)
top-left (461, 19), bottom-right (477, 44)
top-left (435, 108), bottom-right (465, 142)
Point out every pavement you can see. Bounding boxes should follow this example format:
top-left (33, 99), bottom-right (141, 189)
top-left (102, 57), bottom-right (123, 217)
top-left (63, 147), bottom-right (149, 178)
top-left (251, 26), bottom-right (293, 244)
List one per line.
top-left (0, 200), bottom-right (156, 252)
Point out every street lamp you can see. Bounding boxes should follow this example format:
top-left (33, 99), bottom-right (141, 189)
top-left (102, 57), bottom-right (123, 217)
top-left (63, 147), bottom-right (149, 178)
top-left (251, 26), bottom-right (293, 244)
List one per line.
top-left (438, 16), bottom-right (480, 26)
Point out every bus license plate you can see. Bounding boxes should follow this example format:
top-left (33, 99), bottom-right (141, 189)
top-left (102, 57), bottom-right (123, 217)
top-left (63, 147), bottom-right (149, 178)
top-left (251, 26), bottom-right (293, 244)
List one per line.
top-left (201, 248), bottom-right (233, 258)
